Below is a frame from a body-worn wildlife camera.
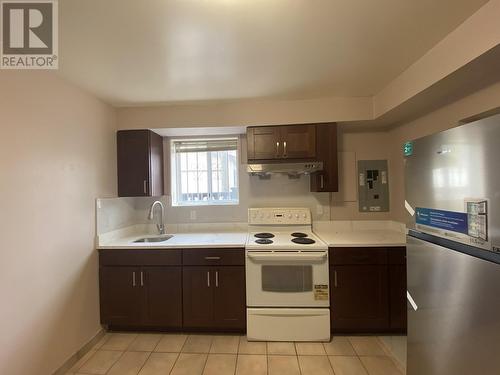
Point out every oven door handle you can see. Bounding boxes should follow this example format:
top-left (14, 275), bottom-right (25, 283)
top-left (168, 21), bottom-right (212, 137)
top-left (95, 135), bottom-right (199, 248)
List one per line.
top-left (246, 252), bottom-right (327, 262)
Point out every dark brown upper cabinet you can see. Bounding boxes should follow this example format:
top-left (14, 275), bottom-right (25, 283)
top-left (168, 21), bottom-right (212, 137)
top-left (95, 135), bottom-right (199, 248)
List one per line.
top-left (247, 124), bottom-right (316, 161)
top-left (310, 123), bottom-right (338, 192)
top-left (117, 129), bottom-right (164, 197)
top-left (246, 123), bottom-right (338, 192)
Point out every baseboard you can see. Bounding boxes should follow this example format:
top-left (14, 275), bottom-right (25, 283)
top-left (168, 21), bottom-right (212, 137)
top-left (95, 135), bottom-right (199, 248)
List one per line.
top-left (52, 328), bottom-right (106, 375)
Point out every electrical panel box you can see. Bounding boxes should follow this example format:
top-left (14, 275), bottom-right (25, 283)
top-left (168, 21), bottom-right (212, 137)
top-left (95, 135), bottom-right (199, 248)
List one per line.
top-left (358, 160), bottom-right (389, 212)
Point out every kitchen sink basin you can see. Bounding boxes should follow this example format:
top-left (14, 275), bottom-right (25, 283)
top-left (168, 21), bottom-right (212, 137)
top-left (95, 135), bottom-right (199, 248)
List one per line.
top-left (133, 235), bottom-right (173, 243)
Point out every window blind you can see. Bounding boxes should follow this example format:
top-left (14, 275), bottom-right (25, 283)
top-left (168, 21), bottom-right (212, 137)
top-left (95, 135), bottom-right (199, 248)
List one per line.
top-left (172, 138), bottom-right (238, 153)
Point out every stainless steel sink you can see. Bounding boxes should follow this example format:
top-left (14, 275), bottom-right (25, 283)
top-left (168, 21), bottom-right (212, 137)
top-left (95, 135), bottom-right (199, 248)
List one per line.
top-left (133, 235), bottom-right (173, 243)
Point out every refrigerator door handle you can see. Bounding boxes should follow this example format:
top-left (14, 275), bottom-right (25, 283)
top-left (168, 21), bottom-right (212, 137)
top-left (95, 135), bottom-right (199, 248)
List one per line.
top-left (407, 291), bottom-right (418, 311)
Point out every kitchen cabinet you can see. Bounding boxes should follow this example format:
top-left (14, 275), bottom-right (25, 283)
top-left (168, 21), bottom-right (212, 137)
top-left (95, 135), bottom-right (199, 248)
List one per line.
top-left (99, 250), bottom-right (182, 329)
top-left (183, 249), bottom-right (246, 330)
top-left (246, 126), bottom-right (282, 160)
top-left (388, 248), bottom-right (407, 331)
top-left (329, 247), bottom-right (407, 333)
top-left (247, 124), bottom-right (316, 161)
top-left (117, 129), bottom-right (164, 197)
top-left (143, 267), bottom-right (183, 327)
top-left (247, 123), bottom-right (338, 192)
top-left (182, 267), bottom-right (215, 328)
top-left (310, 123), bottom-right (338, 192)
top-left (99, 248), bottom-right (245, 331)
top-left (330, 264), bottom-right (389, 332)
top-left (213, 266), bottom-right (247, 329)
top-left (183, 266), bottom-right (246, 330)
top-left (99, 266), bottom-right (143, 326)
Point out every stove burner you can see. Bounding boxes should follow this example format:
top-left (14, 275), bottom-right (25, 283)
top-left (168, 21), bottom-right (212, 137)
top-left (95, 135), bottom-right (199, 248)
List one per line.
top-left (255, 232), bottom-right (275, 239)
top-left (255, 238), bottom-right (273, 244)
top-left (292, 237), bottom-right (316, 245)
top-left (291, 232), bottom-right (308, 238)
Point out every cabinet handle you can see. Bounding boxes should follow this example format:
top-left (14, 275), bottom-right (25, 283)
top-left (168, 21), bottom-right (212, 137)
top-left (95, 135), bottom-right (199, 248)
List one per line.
top-left (215, 271), bottom-right (219, 287)
top-left (320, 174), bottom-right (324, 189)
top-left (276, 142), bottom-right (280, 157)
top-left (132, 271), bottom-right (136, 287)
top-left (207, 271), bottom-right (210, 287)
top-left (334, 270), bottom-right (338, 288)
top-left (140, 271), bottom-right (144, 287)
top-left (204, 256), bottom-right (221, 260)
top-left (283, 141), bottom-right (287, 157)
top-left (143, 180), bottom-right (147, 194)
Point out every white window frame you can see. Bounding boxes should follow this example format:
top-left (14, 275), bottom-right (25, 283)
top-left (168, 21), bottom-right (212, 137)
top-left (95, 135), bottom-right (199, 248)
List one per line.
top-left (170, 137), bottom-right (240, 207)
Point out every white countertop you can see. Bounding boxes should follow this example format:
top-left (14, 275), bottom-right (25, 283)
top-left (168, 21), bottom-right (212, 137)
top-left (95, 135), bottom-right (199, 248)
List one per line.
top-left (313, 220), bottom-right (407, 247)
top-left (97, 225), bottom-right (248, 249)
top-left (97, 220), bottom-right (406, 250)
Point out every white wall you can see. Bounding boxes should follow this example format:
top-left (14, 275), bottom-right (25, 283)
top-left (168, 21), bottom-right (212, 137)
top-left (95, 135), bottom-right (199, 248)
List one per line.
top-left (0, 71), bottom-right (116, 375)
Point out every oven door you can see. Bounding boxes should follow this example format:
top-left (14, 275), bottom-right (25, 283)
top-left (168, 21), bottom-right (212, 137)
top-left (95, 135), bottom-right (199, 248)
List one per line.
top-left (246, 250), bottom-right (330, 307)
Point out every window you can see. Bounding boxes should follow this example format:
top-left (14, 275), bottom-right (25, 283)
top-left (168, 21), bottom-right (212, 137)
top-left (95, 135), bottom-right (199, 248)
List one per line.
top-left (171, 138), bottom-right (239, 206)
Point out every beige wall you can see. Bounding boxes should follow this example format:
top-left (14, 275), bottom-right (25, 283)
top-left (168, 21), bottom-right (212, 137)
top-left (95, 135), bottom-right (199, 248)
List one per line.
top-left (330, 128), bottom-right (393, 220)
top-left (0, 71), bottom-right (117, 375)
top-left (117, 96), bottom-right (373, 129)
top-left (388, 80), bottom-right (500, 222)
top-left (374, 0), bottom-right (500, 117)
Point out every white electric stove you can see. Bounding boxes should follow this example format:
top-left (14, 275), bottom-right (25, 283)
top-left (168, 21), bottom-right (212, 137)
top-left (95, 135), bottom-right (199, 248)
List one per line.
top-left (245, 208), bottom-right (330, 342)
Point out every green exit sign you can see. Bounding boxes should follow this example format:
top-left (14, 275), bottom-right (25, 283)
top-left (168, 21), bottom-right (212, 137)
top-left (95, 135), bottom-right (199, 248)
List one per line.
top-left (403, 141), bottom-right (413, 156)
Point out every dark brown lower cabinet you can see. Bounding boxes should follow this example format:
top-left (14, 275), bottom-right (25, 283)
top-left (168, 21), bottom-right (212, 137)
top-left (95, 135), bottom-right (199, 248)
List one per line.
top-left (329, 246), bottom-right (407, 333)
top-left (99, 266), bottom-right (182, 328)
top-left (330, 265), bottom-right (389, 332)
top-left (100, 266), bottom-right (143, 326)
top-left (183, 266), bottom-right (246, 330)
top-left (214, 266), bottom-right (246, 329)
top-left (389, 264), bottom-right (407, 331)
top-left (182, 267), bottom-right (214, 328)
top-left (143, 267), bottom-right (182, 327)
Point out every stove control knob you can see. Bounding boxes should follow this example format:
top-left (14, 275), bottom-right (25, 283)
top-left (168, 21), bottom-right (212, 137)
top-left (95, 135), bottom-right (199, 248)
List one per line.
top-left (295, 214), bottom-right (299, 219)
top-left (288, 214), bottom-right (292, 219)
top-left (303, 213), bottom-right (307, 218)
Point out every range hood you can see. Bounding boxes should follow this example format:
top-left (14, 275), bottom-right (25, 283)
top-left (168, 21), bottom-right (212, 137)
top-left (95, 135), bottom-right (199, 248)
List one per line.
top-left (247, 161), bottom-right (323, 178)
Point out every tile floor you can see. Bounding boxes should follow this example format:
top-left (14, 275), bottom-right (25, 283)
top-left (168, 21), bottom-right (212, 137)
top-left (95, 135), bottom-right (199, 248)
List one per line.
top-left (66, 333), bottom-right (404, 375)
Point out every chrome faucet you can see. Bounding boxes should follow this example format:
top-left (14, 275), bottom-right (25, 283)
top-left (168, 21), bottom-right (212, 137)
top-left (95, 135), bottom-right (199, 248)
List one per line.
top-left (148, 200), bottom-right (166, 235)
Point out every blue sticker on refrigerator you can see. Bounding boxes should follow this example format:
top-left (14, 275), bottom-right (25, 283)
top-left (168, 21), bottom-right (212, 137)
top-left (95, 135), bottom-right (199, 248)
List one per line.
top-left (415, 207), bottom-right (468, 234)
top-left (415, 202), bottom-right (490, 250)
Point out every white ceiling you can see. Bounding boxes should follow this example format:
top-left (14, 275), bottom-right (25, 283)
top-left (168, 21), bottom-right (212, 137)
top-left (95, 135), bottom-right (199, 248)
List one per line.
top-left (58, 0), bottom-right (487, 106)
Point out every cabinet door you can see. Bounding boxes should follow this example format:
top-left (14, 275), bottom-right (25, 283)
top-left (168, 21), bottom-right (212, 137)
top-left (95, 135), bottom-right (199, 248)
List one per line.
top-left (149, 131), bottom-right (164, 197)
top-left (213, 267), bottom-right (246, 330)
top-left (99, 266), bottom-right (143, 326)
top-left (117, 130), bottom-right (151, 197)
top-left (117, 130), bottom-right (164, 197)
top-left (144, 267), bottom-right (182, 328)
top-left (389, 264), bottom-right (407, 332)
top-left (331, 265), bottom-right (389, 332)
top-left (280, 125), bottom-right (316, 159)
top-left (247, 126), bottom-right (281, 160)
top-left (311, 123), bottom-right (338, 192)
top-left (183, 267), bottom-right (214, 328)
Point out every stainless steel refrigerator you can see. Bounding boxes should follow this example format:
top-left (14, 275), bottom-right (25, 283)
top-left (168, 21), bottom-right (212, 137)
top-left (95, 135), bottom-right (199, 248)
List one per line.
top-left (405, 112), bottom-right (500, 375)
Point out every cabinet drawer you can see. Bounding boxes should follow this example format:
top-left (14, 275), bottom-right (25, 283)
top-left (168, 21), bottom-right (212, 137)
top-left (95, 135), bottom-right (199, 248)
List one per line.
top-left (388, 247), bottom-right (406, 265)
top-left (183, 248), bottom-right (245, 266)
top-left (330, 247), bottom-right (387, 265)
top-left (99, 249), bottom-right (182, 266)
